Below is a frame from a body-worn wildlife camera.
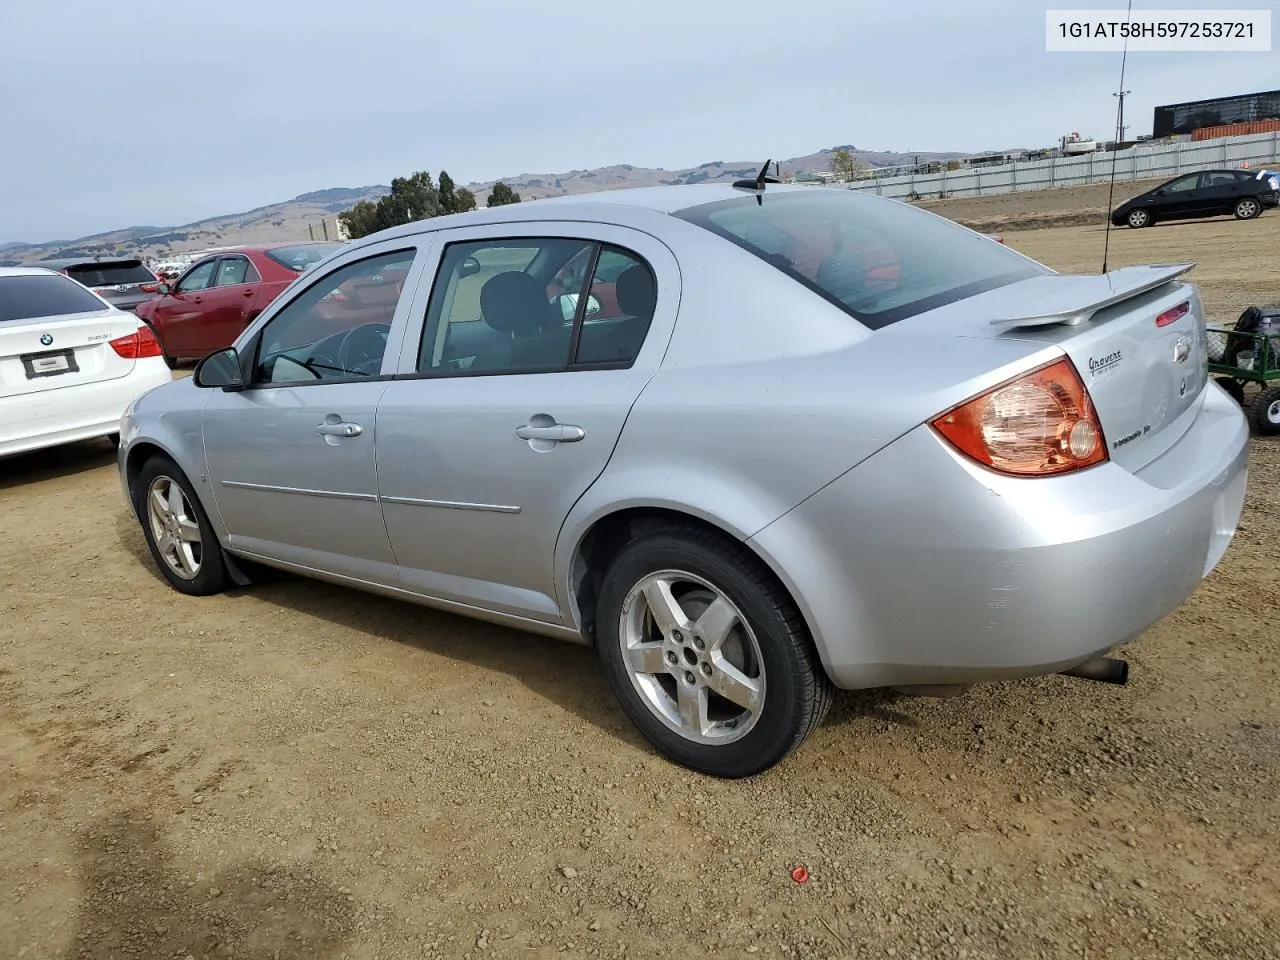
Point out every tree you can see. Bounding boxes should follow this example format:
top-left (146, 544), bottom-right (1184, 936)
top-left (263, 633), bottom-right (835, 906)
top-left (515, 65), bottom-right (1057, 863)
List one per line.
top-left (339, 171), bottom-right (442, 239)
top-left (486, 182), bottom-right (521, 207)
top-left (829, 148), bottom-right (868, 182)
top-left (438, 170), bottom-right (458, 215)
top-left (455, 188), bottom-right (477, 213)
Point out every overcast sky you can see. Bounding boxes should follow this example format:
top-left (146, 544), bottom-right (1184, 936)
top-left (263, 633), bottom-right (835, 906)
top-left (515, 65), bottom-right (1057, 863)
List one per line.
top-left (0, 0), bottom-right (1269, 243)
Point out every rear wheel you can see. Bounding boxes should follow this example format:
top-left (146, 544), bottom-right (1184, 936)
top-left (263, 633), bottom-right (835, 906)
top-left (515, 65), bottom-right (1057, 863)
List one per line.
top-left (594, 523), bottom-right (832, 778)
top-left (135, 455), bottom-right (228, 595)
top-left (1127, 209), bottom-right (1151, 228)
top-left (1234, 197), bottom-right (1262, 220)
top-left (1251, 386), bottom-right (1280, 435)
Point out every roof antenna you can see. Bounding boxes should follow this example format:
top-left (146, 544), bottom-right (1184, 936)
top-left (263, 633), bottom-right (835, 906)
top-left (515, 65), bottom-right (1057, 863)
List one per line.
top-left (1101, 0), bottom-right (1134, 276)
top-left (733, 159), bottom-right (781, 205)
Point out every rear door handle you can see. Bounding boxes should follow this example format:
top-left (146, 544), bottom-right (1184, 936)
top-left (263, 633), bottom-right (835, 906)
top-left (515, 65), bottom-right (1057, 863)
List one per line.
top-left (515, 423), bottom-right (584, 443)
top-left (316, 420), bottom-right (362, 438)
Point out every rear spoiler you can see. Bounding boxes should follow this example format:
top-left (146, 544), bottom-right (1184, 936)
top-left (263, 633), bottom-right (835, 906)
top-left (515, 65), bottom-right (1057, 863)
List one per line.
top-left (990, 263), bottom-right (1195, 331)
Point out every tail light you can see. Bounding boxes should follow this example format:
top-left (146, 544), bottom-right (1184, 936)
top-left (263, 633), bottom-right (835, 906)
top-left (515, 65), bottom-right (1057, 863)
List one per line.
top-left (109, 325), bottom-right (164, 360)
top-left (931, 357), bottom-right (1107, 477)
top-left (140, 283), bottom-right (158, 294)
top-left (1155, 301), bottom-right (1189, 327)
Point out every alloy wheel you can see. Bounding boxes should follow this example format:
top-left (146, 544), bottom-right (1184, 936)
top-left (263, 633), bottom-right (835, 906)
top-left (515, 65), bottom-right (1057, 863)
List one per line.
top-left (146, 475), bottom-right (202, 579)
top-left (618, 569), bottom-right (765, 745)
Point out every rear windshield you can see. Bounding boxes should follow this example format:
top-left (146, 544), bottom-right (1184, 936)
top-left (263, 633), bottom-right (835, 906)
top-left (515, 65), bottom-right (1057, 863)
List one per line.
top-left (63, 261), bottom-right (155, 287)
top-left (673, 191), bottom-right (1047, 329)
top-left (0, 274), bottom-right (107, 322)
top-left (266, 243), bottom-right (344, 273)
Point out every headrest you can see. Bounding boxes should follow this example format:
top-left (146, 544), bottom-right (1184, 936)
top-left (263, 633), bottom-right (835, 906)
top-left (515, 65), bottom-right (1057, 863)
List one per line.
top-left (615, 264), bottom-right (656, 318)
top-left (480, 271), bottom-right (555, 336)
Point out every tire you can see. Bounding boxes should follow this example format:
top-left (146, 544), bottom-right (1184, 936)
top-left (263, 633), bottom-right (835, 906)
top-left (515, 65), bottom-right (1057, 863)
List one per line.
top-left (594, 523), bottom-right (833, 778)
top-left (1234, 197), bottom-right (1262, 221)
top-left (163, 354), bottom-right (179, 370)
top-left (1215, 377), bottom-right (1245, 405)
top-left (106, 432), bottom-right (121, 448)
top-left (134, 455), bottom-right (228, 595)
top-left (1250, 386), bottom-right (1280, 436)
top-left (1127, 209), bottom-right (1151, 228)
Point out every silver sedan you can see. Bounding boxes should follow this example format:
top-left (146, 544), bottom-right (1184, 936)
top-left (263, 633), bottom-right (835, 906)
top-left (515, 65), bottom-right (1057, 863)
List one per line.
top-left (117, 183), bottom-right (1249, 778)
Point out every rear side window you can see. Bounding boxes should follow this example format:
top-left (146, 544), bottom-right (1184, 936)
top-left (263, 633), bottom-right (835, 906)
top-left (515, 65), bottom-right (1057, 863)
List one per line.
top-left (0, 274), bottom-right (108, 322)
top-left (63, 261), bottom-right (155, 286)
top-left (674, 191), bottom-right (1046, 329)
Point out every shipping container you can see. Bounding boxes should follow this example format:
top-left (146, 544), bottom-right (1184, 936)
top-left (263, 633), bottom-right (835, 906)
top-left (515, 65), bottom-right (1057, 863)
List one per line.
top-left (1190, 118), bottom-right (1280, 141)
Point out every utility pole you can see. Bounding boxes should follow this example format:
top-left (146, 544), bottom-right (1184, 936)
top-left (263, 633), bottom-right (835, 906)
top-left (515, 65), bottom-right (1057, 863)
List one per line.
top-left (1114, 89), bottom-right (1131, 144)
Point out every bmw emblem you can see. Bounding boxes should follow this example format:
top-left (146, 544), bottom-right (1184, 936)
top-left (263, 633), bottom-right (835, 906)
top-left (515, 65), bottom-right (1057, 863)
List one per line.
top-left (39, 333), bottom-right (53, 346)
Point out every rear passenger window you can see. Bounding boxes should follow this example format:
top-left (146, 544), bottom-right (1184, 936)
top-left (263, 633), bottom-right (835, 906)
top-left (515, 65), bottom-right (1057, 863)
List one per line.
top-left (215, 257), bottom-right (251, 286)
top-left (573, 247), bottom-right (656, 366)
top-left (416, 239), bottom-right (657, 376)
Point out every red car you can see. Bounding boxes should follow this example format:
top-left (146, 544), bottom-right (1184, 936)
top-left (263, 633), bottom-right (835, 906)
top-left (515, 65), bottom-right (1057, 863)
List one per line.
top-left (137, 242), bottom-right (345, 367)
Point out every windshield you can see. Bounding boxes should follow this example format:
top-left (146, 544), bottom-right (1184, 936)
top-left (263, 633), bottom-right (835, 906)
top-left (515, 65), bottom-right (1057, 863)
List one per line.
top-left (674, 191), bottom-right (1047, 329)
top-left (266, 243), bottom-right (345, 273)
top-left (0, 274), bottom-right (108, 322)
top-left (62, 261), bottom-right (155, 287)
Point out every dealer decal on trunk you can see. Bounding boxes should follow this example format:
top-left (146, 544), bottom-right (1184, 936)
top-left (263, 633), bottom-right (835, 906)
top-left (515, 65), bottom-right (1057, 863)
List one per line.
top-left (1088, 349), bottom-right (1122, 376)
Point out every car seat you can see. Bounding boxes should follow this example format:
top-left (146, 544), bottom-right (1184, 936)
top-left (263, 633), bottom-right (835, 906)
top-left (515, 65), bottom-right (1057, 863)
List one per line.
top-left (575, 264), bottom-right (656, 365)
top-left (476, 271), bottom-right (569, 370)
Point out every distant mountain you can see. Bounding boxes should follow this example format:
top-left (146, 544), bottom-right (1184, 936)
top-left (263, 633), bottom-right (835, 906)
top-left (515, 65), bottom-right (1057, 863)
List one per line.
top-left (0, 147), bottom-right (972, 265)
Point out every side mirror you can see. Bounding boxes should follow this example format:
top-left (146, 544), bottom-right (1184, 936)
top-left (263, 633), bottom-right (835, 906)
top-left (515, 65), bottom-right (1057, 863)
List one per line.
top-left (459, 256), bottom-right (481, 278)
top-left (554, 292), bottom-right (602, 321)
top-left (157, 282), bottom-right (172, 294)
top-left (193, 347), bottom-right (244, 391)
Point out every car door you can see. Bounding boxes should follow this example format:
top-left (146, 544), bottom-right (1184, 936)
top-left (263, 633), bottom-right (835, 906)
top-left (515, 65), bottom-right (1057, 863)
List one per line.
top-left (1154, 172), bottom-right (1211, 219)
top-left (200, 240), bottom-right (427, 584)
top-left (1194, 171), bottom-right (1239, 217)
top-left (194, 255), bottom-right (262, 356)
top-left (152, 257), bottom-right (218, 356)
top-left (376, 224), bottom-right (677, 623)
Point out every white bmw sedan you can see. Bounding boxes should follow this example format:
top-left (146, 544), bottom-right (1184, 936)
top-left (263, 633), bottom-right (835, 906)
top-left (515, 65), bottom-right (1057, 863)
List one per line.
top-left (1, 267), bottom-right (173, 458)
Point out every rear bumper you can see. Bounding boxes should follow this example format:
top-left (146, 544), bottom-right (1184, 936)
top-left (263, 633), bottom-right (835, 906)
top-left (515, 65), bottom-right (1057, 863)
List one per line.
top-left (749, 381), bottom-right (1250, 689)
top-left (0, 360), bottom-right (172, 458)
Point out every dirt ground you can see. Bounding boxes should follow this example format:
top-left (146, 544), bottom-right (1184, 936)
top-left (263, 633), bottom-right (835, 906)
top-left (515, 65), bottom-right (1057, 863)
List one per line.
top-left (2, 203), bottom-right (1278, 960)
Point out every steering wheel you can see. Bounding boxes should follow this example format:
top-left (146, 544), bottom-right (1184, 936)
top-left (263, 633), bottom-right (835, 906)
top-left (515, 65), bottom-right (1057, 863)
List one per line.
top-left (336, 322), bottom-right (391, 376)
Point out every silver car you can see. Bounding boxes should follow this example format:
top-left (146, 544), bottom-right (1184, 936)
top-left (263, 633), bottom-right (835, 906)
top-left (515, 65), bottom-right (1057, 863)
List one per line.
top-left (117, 183), bottom-right (1249, 778)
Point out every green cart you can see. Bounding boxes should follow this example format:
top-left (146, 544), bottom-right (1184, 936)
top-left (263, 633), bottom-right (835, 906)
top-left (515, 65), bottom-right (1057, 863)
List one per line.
top-left (1207, 325), bottom-right (1280, 435)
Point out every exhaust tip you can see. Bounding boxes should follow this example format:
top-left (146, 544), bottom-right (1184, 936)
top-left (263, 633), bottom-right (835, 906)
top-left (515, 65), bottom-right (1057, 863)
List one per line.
top-left (1060, 656), bottom-right (1129, 686)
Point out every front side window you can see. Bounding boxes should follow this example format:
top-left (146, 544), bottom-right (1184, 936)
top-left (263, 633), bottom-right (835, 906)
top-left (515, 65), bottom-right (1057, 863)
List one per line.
top-left (674, 191), bottom-right (1045, 329)
top-left (254, 248), bottom-right (415, 384)
top-left (177, 259), bottom-right (217, 293)
top-left (1163, 174), bottom-right (1200, 194)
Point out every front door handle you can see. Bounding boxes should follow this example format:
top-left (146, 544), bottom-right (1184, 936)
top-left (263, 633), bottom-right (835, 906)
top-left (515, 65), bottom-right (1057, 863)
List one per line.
top-left (515, 422), bottom-right (584, 443)
top-left (316, 420), bottom-right (362, 438)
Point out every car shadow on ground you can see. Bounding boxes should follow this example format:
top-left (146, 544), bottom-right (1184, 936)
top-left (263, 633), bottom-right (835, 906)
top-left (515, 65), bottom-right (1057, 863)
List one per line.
top-left (111, 511), bottom-right (912, 755)
top-left (0, 437), bottom-right (118, 491)
top-left (57, 807), bottom-right (355, 960)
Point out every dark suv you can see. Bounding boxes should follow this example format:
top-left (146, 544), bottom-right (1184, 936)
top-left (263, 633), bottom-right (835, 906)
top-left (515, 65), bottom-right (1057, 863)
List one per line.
top-left (1112, 168), bottom-right (1280, 228)
top-left (30, 257), bottom-right (160, 312)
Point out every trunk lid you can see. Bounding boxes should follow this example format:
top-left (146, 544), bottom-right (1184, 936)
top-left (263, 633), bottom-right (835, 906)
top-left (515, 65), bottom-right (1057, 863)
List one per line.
top-left (62, 260), bottom-right (159, 313)
top-left (0, 309), bottom-right (142, 398)
top-left (890, 264), bottom-right (1209, 473)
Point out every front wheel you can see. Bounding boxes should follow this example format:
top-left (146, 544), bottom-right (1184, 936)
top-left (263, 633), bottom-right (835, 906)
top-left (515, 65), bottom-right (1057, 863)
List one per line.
top-left (1127, 209), bottom-right (1151, 228)
top-left (594, 524), bottom-right (832, 778)
top-left (1251, 386), bottom-right (1280, 435)
top-left (1234, 197), bottom-right (1262, 220)
top-left (134, 455), bottom-right (228, 595)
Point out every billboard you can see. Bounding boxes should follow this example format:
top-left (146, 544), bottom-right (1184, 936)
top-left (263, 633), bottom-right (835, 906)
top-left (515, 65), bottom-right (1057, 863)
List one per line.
top-left (1153, 90), bottom-right (1280, 139)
